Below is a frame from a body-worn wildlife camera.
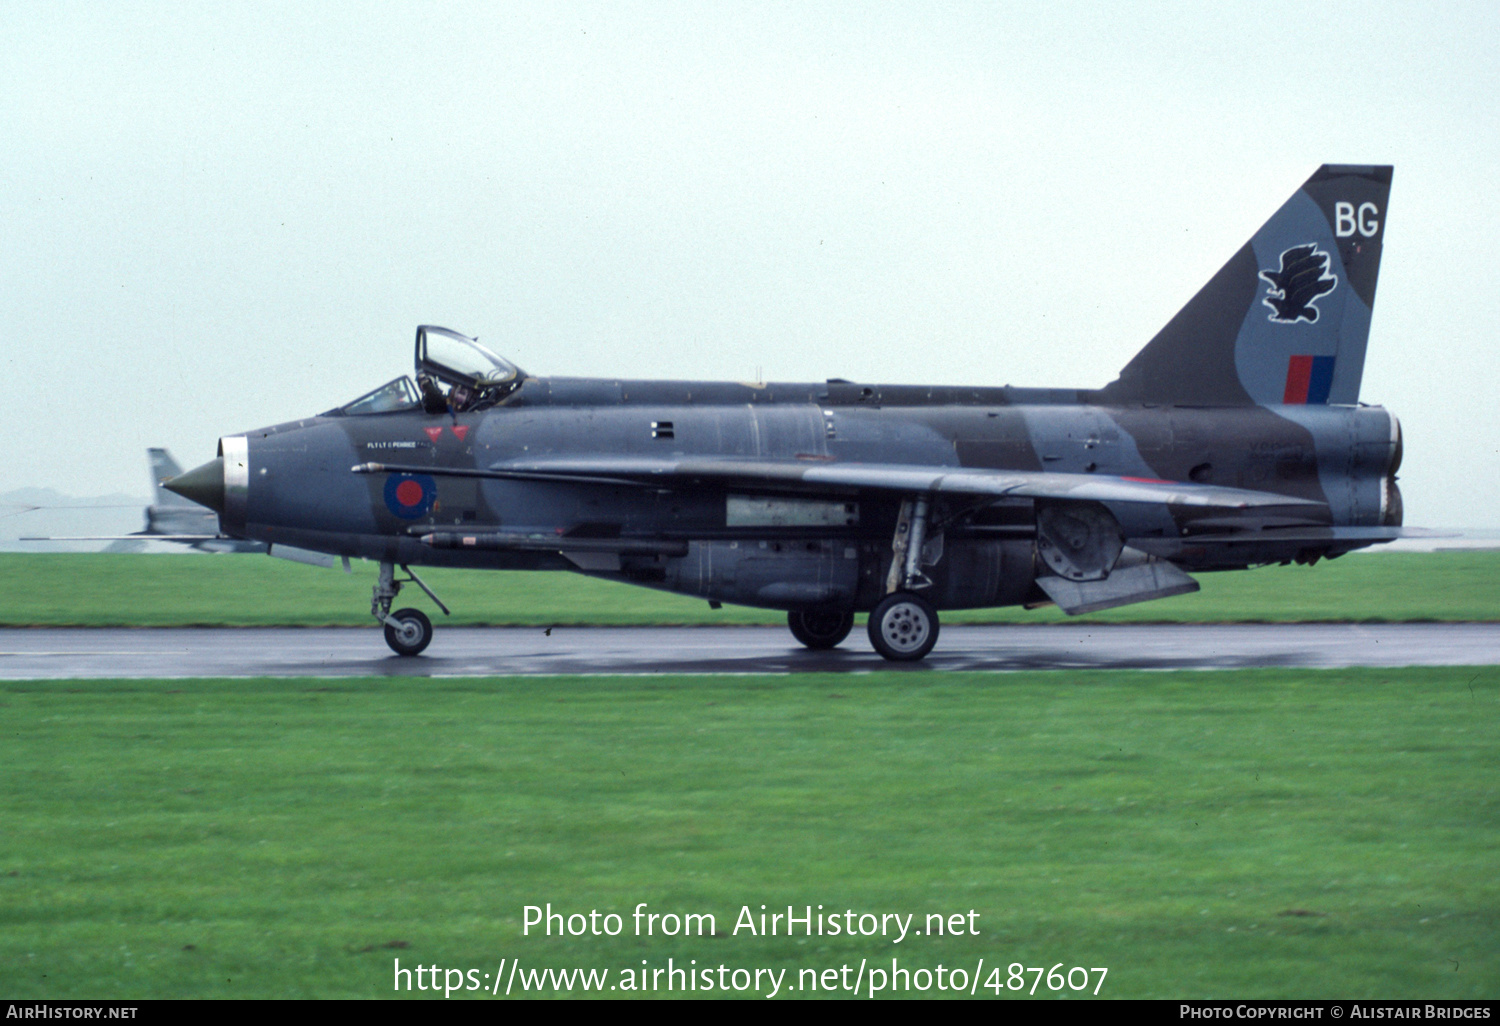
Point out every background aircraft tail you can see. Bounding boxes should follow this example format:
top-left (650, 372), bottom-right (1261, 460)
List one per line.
top-left (1099, 164), bottom-right (1392, 406)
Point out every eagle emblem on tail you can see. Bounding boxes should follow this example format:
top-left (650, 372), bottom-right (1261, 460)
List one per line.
top-left (1260, 244), bottom-right (1337, 323)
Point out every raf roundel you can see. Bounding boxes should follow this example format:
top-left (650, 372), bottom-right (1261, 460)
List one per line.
top-left (383, 473), bottom-right (437, 519)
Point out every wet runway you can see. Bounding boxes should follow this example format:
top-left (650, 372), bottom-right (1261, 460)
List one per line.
top-left (1, 623), bottom-right (1497, 678)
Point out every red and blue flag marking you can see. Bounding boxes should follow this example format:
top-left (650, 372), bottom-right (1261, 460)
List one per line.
top-left (1283, 355), bottom-right (1335, 404)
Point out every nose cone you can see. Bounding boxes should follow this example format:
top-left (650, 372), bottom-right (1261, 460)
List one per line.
top-left (164, 457), bottom-right (226, 514)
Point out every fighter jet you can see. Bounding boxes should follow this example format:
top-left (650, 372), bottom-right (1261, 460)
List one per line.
top-left (167, 164), bottom-right (1407, 660)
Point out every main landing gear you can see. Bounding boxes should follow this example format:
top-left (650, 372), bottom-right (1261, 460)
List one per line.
top-left (784, 495), bottom-right (945, 661)
top-left (869, 494), bottom-right (941, 662)
top-left (867, 592), bottom-right (939, 661)
top-left (373, 561), bottom-right (449, 656)
top-left (787, 609), bottom-right (856, 649)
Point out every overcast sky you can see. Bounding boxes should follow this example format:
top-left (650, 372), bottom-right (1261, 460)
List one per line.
top-left (4, 1), bottom-right (1497, 528)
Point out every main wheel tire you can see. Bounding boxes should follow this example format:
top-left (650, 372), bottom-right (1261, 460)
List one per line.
top-left (787, 609), bottom-right (855, 650)
top-left (867, 592), bottom-right (939, 661)
top-left (383, 607), bottom-right (433, 656)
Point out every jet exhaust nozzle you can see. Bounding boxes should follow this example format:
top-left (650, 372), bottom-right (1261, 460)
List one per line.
top-left (163, 457), bottom-right (226, 514)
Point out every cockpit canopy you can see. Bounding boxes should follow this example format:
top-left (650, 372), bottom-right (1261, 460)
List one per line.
top-left (416, 326), bottom-right (523, 393)
top-left (332, 325), bottom-right (525, 416)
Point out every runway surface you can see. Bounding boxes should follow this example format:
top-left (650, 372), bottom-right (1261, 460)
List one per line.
top-left (1, 623), bottom-right (1497, 678)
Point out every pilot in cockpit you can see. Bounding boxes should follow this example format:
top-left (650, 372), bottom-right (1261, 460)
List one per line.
top-left (448, 383), bottom-right (476, 413)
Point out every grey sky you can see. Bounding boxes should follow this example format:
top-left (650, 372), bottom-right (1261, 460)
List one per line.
top-left (4, 2), bottom-right (1497, 527)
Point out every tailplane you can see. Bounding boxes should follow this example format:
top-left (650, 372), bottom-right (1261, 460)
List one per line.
top-left (1100, 164), bottom-right (1392, 406)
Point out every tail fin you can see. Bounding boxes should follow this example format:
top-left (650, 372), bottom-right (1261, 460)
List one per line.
top-left (1100, 164), bottom-right (1392, 406)
top-left (148, 448), bottom-right (193, 506)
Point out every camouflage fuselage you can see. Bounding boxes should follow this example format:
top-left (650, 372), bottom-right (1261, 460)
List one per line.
top-left (225, 377), bottom-right (1400, 613)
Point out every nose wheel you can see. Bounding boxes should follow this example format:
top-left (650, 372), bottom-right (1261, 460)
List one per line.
top-left (384, 608), bottom-right (433, 656)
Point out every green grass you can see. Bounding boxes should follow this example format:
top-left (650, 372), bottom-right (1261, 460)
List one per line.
top-left (1, 669), bottom-right (1495, 998)
top-left (1, 550), bottom-right (1497, 627)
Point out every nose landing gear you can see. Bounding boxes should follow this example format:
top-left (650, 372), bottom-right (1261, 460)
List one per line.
top-left (384, 608), bottom-right (433, 656)
top-left (373, 561), bottom-right (449, 656)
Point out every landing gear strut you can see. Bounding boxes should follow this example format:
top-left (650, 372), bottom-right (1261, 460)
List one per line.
top-left (373, 561), bottom-right (449, 656)
top-left (870, 494), bottom-right (941, 661)
top-left (788, 609), bottom-right (855, 650)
